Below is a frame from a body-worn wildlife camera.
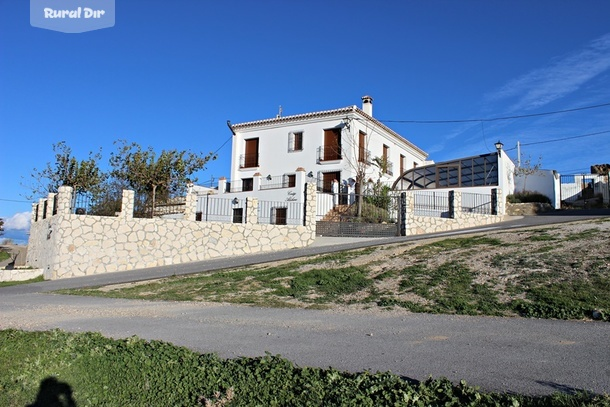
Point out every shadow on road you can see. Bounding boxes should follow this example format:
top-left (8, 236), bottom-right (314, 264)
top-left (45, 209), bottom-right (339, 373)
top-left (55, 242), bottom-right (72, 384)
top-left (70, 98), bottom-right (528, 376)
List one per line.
top-left (536, 208), bottom-right (610, 217)
top-left (535, 380), bottom-right (591, 395)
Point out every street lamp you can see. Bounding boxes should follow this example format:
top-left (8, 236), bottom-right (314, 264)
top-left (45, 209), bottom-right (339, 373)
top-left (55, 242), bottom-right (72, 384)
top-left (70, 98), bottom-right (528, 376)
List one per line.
top-left (494, 141), bottom-right (504, 156)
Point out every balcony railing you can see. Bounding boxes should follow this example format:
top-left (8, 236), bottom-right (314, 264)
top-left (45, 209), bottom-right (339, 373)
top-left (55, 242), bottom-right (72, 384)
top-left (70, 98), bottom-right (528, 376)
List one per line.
top-left (317, 146), bottom-right (342, 163)
top-left (239, 153), bottom-right (259, 168)
top-left (384, 160), bottom-right (394, 176)
top-left (260, 175), bottom-right (296, 190)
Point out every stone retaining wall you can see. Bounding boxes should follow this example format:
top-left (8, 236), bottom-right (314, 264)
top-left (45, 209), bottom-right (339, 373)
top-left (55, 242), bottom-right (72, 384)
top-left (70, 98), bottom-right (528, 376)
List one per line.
top-left (506, 202), bottom-right (554, 215)
top-left (27, 184), bottom-right (317, 280)
top-left (0, 268), bottom-right (43, 282)
top-left (404, 190), bottom-right (505, 235)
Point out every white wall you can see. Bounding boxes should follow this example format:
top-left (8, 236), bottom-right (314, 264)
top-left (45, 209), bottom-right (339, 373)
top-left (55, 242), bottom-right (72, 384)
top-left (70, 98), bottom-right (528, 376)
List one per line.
top-left (230, 110), bottom-right (428, 192)
top-left (515, 169), bottom-right (561, 209)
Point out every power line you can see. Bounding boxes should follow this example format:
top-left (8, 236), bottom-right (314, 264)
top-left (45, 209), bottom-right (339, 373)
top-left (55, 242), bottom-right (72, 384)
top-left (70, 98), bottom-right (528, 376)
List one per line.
top-left (503, 130), bottom-right (610, 151)
top-left (378, 102), bottom-right (610, 124)
top-left (0, 198), bottom-right (32, 203)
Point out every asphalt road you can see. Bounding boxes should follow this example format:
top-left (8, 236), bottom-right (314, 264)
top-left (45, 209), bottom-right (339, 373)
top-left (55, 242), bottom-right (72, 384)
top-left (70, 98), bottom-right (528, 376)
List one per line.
top-left (2, 210), bottom-right (610, 396)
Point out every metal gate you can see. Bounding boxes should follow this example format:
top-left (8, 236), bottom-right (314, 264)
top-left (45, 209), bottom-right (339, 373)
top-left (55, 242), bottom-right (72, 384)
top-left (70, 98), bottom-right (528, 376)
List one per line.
top-left (560, 174), bottom-right (609, 206)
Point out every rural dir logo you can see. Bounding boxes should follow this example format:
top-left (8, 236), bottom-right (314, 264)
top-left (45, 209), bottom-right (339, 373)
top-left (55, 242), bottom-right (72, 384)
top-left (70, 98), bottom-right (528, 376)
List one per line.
top-left (30, 0), bottom-right (115, 33)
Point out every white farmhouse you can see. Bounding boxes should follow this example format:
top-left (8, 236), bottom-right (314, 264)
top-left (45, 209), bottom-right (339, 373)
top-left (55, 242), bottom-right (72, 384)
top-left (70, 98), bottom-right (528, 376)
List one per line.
top-left (226, 96), bottom-right (429, 195)
top-left (206, 96), bottom-right (513, 229)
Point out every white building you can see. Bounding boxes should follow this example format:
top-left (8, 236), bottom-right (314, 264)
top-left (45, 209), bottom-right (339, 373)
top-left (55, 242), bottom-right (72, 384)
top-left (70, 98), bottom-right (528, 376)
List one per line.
top-left (203, 97), bottom-right (514, 228)
top-left (226, 96), bottom-right (429, 195)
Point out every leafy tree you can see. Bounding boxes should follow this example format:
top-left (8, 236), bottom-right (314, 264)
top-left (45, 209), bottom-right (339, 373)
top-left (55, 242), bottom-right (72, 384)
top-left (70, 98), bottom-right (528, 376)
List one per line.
top-left (23, 141), bottom-right (106, 200)
top-left (0, 218), bottom-right (4, 236)
top-left (109, 140), bottom-right (216, 215)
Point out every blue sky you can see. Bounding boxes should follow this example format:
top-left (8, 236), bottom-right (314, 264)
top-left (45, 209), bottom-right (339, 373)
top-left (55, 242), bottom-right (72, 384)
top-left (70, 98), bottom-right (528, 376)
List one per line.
top-left (1, 0), bottom-right (610, 240)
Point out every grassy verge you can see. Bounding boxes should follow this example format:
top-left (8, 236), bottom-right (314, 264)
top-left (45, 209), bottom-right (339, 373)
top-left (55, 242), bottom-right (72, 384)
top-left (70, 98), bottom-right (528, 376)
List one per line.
top-left (0, 249), bottom-right (10, 262)
top-left (62, 220), bottom-right (610, 321)
top-left (1, 329), bottom-right (607, 406)
top-left (0, 275), bottom-right (44, 288)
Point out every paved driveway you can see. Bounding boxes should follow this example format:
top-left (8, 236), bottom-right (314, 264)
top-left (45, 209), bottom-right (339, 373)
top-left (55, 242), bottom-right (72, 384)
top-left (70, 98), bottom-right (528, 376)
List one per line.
top-left (2, 211), bottom-right (609, 396)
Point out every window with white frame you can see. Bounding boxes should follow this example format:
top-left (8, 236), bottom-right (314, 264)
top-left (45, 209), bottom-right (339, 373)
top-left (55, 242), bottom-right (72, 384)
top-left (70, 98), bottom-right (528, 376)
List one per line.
top-left (271, 207), bottom-right (288, 225)
top-left (288, 131), bottom-right (303, 152)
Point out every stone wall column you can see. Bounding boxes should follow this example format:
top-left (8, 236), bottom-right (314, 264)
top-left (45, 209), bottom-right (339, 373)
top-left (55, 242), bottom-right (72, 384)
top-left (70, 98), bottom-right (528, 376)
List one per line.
top-left (31, 202), bottom-right (39, 224)
top-left (37, 199), bottom-right (45, 220)
top-left (246, 197), bottom-right (258, 224)
top-left (218, 177), bottom-right (227, 194)
top-left (253, 173), bottom-right (262, 191)
top-left (497, 188), bottom-right (504, 215)
top-left (57, 186), bottom-right (73, 215)
top-left (304, 182), bottom-right (317, 229)
top-left (453, 191), bottom-right (462, 220)
top-left (184, 192), bottom-right (197, 221)
top-left (45, 193), bottom-right (55, 219)
top-left (404, 192), bottom-right (414, 235)
top-left (119, 190), bottom-right (135, 220)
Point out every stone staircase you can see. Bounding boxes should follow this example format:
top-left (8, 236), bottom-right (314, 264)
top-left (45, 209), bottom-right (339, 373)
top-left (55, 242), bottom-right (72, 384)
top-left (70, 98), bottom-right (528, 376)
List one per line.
top-left (321, 204), bottom-right (352, 221)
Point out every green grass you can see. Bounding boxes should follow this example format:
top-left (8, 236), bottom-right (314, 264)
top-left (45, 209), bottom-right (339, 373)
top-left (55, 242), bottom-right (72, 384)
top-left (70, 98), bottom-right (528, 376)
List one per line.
top-left (1, 329), bottom-right (607, 407)
top-left (0, 249), bottom-right (10, 262)
top-left (0, 275), bottom-right (44, 288)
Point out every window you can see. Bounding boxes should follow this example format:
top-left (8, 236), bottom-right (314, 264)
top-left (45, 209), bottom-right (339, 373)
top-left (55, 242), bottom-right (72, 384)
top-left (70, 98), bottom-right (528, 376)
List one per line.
top-left (232, 208), bottom-right (244, 223)
top-left (358, 131), bottom-right (367, 163)
top-left (242, 138), bottom-right (259, 168)
top-left (289, 131), bottom-right (303, 152)
top-left (242, 178), bottom-right (254, 192)
top-left (382, 145), bottom-right (392, 175)
top-left (272, 207), bottom-right (287, 225)
top-left (286, 174), bottom-right (296, 188)
top-left (322, 129), bottom-right (341, 161)
top-left (321, 171), bottom-right (341, 193)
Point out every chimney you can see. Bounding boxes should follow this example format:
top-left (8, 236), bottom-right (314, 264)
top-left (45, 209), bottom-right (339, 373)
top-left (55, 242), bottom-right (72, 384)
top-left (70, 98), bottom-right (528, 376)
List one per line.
top-left (361, 95), bottom-right (373, 116)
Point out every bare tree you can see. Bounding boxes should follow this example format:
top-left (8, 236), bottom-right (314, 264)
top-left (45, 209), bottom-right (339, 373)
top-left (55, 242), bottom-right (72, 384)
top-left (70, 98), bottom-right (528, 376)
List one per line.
top-left (339, 118), bottom-right (378, 217)
top-left (515, 154), bottom-right (542, 192)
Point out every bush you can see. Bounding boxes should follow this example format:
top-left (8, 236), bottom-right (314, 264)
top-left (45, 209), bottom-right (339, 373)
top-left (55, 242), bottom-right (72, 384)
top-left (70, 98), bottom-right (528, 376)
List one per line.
top-left (507, 191), bottom-right (551, 204)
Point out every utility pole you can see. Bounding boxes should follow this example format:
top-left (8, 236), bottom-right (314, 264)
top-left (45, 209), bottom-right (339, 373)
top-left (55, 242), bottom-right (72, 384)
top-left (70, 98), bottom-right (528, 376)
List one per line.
top-left (517, 141), bottom-right (521, 168)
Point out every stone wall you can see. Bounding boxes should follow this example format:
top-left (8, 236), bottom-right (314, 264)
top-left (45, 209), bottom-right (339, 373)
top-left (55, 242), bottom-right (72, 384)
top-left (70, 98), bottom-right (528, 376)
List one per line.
top-left (0, 268), bottom-right (43, 282)
top-left (27, 184), bottom-right (317, 280)
top-left (404, 190), bottom-right (505, 235)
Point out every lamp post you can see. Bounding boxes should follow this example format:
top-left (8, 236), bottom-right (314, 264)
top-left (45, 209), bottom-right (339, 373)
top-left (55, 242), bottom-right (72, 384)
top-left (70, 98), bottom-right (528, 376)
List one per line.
top-left (494, 141), bottom-right (504, 157)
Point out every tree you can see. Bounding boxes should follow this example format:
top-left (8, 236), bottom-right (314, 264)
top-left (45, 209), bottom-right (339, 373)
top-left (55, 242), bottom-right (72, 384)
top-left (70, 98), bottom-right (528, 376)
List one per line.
top-left (109, 140), bottom-right (216, 215)
top-left (0, 218), bottom-right (4, 237)
top-left (340, 118), bottom-right (375, 218)
top-left (515, 154), bottom-right (542, 192)
top-left (23, 141), bottom-right (106, 200)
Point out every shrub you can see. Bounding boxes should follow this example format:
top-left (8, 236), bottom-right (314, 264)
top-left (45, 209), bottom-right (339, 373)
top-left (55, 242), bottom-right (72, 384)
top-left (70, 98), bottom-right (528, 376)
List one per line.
top-left (507, 191), bottom-right (551, 204)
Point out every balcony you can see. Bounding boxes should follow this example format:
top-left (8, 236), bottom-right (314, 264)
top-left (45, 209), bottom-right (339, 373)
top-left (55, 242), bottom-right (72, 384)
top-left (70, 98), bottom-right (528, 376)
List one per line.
top-left (317, 146), bottom-right (342, 163)
top-left (240, 153), bottom-right (259, 169)
top-left (384, 160), bottom-right (394, 176)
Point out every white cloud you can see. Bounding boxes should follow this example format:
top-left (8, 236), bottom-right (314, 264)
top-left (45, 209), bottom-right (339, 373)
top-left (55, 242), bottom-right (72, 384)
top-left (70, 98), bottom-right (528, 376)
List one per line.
top-left (486, 33), bottom-right (610, 112)
top-left (4, 212), bottom-right (31, 231)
